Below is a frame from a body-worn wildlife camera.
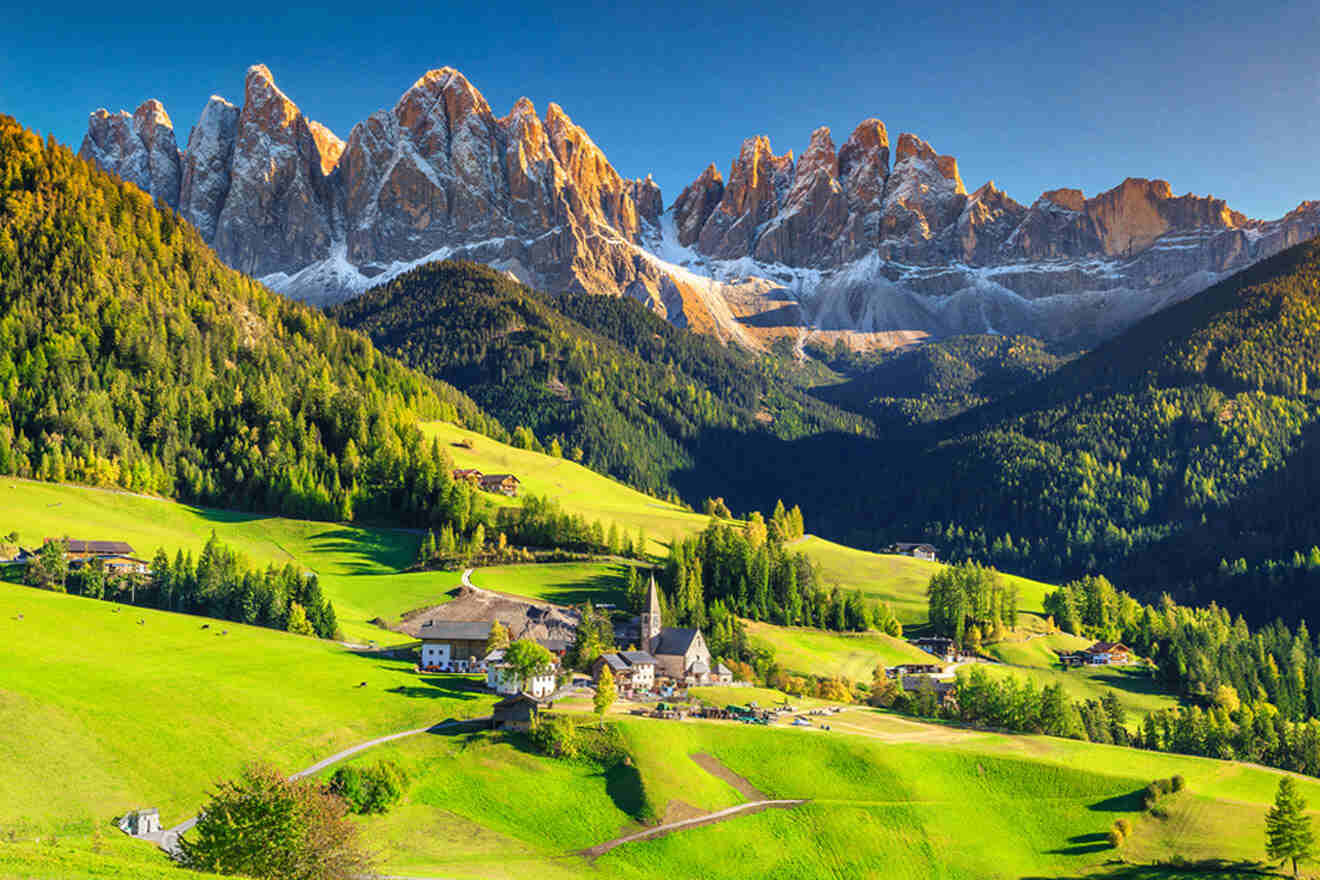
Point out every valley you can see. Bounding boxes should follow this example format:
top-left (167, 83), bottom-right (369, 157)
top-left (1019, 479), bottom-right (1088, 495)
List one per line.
top-left (5, 22), bottom-right (1320, 877)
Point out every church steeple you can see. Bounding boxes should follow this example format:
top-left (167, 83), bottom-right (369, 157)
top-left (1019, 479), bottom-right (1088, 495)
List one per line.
top-left (641, 574), bottom-right (662, 654)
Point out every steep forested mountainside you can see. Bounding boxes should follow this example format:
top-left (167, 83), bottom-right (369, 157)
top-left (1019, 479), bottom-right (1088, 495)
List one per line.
top-left (328, 260), bottom-right (869, 497)
top-left (0, 117), bottom-right (501, 527)
top-left (854, 239), bottom-right (1320, 622)
top-left (808, 334), bottom-right (1073, 426)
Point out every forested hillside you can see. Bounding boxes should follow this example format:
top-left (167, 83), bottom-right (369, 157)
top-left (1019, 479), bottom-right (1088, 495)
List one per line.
top-left (808, 333), bottom-right (1071, 426)
top-left (329, 261), bottom-right (869, 498)
top-left (0, 117), bottom-right (500, 529)
top-left (859, 240), bottom-right (1320, 622)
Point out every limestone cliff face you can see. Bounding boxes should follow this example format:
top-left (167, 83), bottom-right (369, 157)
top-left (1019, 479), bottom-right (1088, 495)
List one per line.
top-left (80, 66), bottom-right (1320, 349)
top-left (79, 100), bottom-right (181, 208)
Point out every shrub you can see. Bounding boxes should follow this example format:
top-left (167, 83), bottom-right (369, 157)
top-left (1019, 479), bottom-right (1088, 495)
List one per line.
top-left (1170, 773), bottom-right (1185, 792)
top-left (329, 760), bottom-right (408, 814)
top-left (1115, 818), bottom-right (1133, 836)
top-left (1107, 828), bottom-right (1124, 848)
top-left (179, 763), bottom-right (373, 879)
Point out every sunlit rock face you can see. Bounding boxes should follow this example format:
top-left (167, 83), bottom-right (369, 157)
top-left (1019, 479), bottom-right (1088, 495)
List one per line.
top-left (81, 67), bottom-right (1320, 349)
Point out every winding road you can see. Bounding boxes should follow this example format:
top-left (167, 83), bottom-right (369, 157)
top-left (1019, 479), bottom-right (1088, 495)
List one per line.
top-left (139, 717), bottom-right (489, 856)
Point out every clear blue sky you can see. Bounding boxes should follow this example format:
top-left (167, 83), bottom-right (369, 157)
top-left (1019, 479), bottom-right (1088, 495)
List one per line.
top-left (3, 0), bottom-right (1317, 219)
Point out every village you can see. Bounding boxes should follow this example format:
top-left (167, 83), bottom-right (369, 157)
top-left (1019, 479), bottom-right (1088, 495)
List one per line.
top-left (3, 528), bottom-right (1144, 735)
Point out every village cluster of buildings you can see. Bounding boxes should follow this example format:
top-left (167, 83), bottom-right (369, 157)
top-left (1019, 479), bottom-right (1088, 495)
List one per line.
top-left (415, 577), bottom-right (734, 729)
top-left (452, 469), bottom-right (521, 497)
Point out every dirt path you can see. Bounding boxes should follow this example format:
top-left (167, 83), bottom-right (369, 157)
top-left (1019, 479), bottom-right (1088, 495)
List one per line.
top-left (140, 717), bottom-right (489, 856)
top-left (580, 799), bottom-right (806, 859)
top-left (689, 752), bottom-right (767, 800)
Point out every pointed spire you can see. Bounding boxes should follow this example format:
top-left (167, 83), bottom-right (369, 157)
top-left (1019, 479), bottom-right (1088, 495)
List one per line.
top-left (647, 574), bottom-right (662, 619)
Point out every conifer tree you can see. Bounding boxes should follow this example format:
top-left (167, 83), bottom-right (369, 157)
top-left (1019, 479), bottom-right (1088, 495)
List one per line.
top-left (1267, 776), bottom-right (1316, 877)
top-left (594, 665), bottom-right (617, 718)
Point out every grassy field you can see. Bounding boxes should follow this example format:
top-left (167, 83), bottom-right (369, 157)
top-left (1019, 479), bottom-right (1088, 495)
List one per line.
top-left (468, 561), bottom-right (634, 608)
top-left (794, 535), bottom-right (1054, 626)
top-left (975, 661), bottom-right (1182, 723)
top-left (421, 420), bottom-right (717, 556)
top-left (743, 620), bottom-right (936, 680)
top-left (0, 581), bottom-right (494, 838)
top-left (324, 709), bottom-right (1320, 880)
top-left (985, 632), bottom-right (1095, 668)
top-left (0, 478), bottom-right (462, 644)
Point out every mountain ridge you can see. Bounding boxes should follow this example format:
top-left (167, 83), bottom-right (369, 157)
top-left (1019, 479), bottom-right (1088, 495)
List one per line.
top-left (80, 63), bottom-right (1320, 350)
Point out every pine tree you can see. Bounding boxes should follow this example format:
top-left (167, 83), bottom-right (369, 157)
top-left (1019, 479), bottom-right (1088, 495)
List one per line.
top-left (1268, 776), bottom-right (1316, 877)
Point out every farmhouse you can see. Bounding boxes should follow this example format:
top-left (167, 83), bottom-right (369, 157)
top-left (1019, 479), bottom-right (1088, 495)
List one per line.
top-left (484, 648), bottom-right (559, 699)
top-left (885, 663), bottom-right (944, 678)
top-left (479, 473), bottom-right (521, 497)
top-left (639, 577), bottom-right (715, 685)
top-left (491, 693), bottom-right (548, 731)
top-left (452, 468), bottom-right (483, 486)
top-left (418, 620), bottom-right (491, 672)
top-left (593, 650), bottom-right (657, 694)
top-left (886, 542), bottom-right (938, 562)
top-left (1058, 642), bottom-right (1133, 667)
top-left (117, 808), bottom-right (161, 836)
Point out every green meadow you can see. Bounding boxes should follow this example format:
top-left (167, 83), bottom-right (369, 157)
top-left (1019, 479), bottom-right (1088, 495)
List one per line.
top-left (743, 619), bottom-right (935, 679)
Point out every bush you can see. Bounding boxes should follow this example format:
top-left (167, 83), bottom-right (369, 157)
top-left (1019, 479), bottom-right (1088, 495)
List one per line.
top-left (1107, 828), bottom-right (1124, 848)
top-left (328, 760), bottom-right (408, 815)
top-left (1170, 773), bottom-right (1185, 792)
top-left (1115, 818), bottom-right (1133, 836)
top-left (179, 763), bottom-right (373, 879)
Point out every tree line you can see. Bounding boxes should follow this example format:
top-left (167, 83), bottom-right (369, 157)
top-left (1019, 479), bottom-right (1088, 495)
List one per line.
top-left (23, 532), bottom-right (338, 639)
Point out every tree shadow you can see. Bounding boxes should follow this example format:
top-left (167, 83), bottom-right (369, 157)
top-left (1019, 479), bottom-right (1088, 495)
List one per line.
top-left (1089, 789), bottom-right (1146, 812)
top-left (1021, 860), bottom-right (1280, 879)
top-left (1043, 831), bottom-right (1112, 856)
top-left (601, 762), bottom-right (646, 820)
top-left (305, 527), bottom-right (418, 573)
top-left (383, 673), bottom-right (484, 701)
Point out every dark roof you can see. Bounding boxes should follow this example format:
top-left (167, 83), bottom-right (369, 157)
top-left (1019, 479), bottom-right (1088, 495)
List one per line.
top-left (599, 653), bottom-right (629, 672)
top-left (652, 627), bottom-right (700, 657)
top-left (57, 540), bottom-right (135, 556)
top-left (892, 542), bottom-right (937, 553)
top-left (453, 468), bottom-right (482, 476)
top-left (480, 473), bottom-right (519, 482)
top-left (538, 638), bottom-right (571, 653)
top-left (620, 650), bottom-right (657, 665)
top-left (493, 693), bottom-right (547, 709)
top-left (1087, 641), bottom-right (1130, 653)
top-left (418, 620), bottom-right (491, 641)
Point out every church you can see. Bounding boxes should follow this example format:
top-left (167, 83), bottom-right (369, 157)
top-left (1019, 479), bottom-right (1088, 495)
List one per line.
top-left (628, 576), bottom-right (730, 686)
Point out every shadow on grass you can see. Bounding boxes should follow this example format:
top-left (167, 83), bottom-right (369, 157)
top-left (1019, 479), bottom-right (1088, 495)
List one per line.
top-left (1083, 667), bottom-right (1169, 700)
top-left (495, 728), bottom-right (648, 822)
top-left (479, 567), bottom-right (631, 608)
top-left (1089, 789), bottom-right (1147, 812)
top-left (1044, 831), bottom-right (1113, 856)
top-left (306, 527), bottom-right (418, 573)
top-left (384, 673), bottom-right (485, 701)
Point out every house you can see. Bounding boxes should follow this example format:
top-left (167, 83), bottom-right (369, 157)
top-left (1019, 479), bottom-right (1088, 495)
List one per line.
top-left (593, 650), bottom-right (657, 694)
top-left (101, 555), bottom-right (151, 576)
top-left (56, 539), bottom-right (137, 565)
top-left (491, 693), bottom-right (549, 731)
top-left (452, 468), bottom-right (483, 486)
top-left (713, 662), bottom-right (734, 684)
top-left (479, 474), bottom-right (521, 497)
top-left (484, 648), bottom-right (559, 699)
top-left (885, 663), bottom-right (944, 678)
top-left (639, 577), bottom-right (715, 685)
top-left (901, 674), bottom-right (958, 707)
top-left (885, 542), bottom-right (938, 562)
top-left (117, 808), bottom-right (161, 836)
top-left (1083, 641), bottom-right (1132, 666)
top-left (910, 636), bottom-right (958, 662)
top-left (417, 620), bottom-right (492, 672)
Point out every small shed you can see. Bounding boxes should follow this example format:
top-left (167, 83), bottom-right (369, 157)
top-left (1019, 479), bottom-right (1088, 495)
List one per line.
top-left (491, 693), bottom-right (548, 731)
top-left (117, 808), bottom-right (161, 836)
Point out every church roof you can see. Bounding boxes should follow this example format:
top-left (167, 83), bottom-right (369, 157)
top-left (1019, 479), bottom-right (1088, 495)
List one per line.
top-left (647, 574), bottom-right (662, 619)
top-left (652, 627), bottom-right (700, 657)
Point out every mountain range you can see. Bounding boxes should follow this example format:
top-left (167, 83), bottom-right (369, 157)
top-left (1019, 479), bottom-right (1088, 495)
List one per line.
top-left (80, 64), bottom-right (1320, 349)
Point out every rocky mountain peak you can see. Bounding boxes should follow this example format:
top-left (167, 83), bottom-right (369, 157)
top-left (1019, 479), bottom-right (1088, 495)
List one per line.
top-left (179, 96), bottom-right (240, 240)
top-left (80, 101), bottom-right (182, 208)
top-left (672, 163), bottom-right (725, 246)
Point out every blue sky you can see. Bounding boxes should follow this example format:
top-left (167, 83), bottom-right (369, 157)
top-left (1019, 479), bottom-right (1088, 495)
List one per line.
top-left (3, 0), bottom-right (1317, 219)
